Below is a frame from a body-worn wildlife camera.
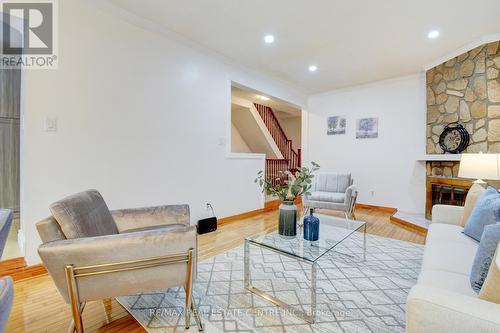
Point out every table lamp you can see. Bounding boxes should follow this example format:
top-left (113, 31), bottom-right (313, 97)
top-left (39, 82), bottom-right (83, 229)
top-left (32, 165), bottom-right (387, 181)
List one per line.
top-left (458, 153), bottom-right (500, 187)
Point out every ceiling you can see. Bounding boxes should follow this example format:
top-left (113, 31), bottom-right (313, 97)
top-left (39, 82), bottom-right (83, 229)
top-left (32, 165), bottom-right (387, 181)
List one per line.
top-left (106, 0), bottom-right (500, 94)
top-left (231, 86), bottom-right (301, 118)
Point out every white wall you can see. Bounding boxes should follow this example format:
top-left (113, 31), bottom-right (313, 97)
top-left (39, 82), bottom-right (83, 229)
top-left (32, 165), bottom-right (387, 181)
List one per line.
top-left (21, 0), bottom-right (306, 264)
top-left (231, 123), bottom-right (251, 153)
top-left (280, 116), bottom-right (302, 150)
top-left (305, 75), bottom-right (426, 213)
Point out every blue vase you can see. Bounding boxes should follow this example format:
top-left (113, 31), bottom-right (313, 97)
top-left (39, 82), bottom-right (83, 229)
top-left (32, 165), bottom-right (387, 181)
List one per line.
top-left (303, 208), bottom-right (319, 241)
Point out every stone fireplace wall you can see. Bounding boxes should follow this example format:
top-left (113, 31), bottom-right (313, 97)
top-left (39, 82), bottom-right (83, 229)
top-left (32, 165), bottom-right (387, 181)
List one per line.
top-left (426, 161), bottom-right (460, 177)
top-left (426, 41), bottom-right (500, 153)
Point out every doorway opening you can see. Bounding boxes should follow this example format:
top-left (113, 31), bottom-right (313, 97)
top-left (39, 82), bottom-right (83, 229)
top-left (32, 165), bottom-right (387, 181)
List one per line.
top-left (231, 83), bottom-right (302, 202)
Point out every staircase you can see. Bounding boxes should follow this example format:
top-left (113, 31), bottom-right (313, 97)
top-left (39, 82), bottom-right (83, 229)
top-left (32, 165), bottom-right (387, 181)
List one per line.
top-left (253, 103), bottom-right (301, 185)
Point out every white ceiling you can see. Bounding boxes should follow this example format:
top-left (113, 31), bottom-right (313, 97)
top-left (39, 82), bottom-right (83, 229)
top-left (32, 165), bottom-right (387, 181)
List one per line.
top-left (231, 86), bottom-right (301, 118)
top-left (107, 0), bottom-right (500, 94)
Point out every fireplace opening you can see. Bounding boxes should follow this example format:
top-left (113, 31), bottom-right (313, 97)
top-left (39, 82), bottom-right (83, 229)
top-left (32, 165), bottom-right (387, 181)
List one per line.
top-left (425, 161), bottom-right (472, 219)
top-left (431, 184), bottom-right (468, 206)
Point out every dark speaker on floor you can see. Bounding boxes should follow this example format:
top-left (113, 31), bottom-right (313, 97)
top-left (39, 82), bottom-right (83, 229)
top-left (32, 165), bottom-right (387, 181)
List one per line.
top-left (197, 216), bottom-right (217, 234)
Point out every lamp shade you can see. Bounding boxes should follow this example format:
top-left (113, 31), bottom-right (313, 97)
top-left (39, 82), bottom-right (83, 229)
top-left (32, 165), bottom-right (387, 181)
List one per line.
top-left (458, 153), bottom-right (500, 180)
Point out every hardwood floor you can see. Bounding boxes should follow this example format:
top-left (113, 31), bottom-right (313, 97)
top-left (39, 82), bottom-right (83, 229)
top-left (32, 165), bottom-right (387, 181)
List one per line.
top-left (6, 206), bottom-right (425, 332)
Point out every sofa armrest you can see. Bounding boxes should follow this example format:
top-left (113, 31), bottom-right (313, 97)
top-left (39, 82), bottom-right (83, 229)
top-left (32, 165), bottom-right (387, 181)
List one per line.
top-left (406, 285), bottom-right (500, 333)
top-left (0, 276), bottom-right (13, 333)
top-left (110, 204), bottom-right (190, 232)
top-left (431, 204), bottom-right (464, 225)
top-left (38, 226), bottom-right (196, 303)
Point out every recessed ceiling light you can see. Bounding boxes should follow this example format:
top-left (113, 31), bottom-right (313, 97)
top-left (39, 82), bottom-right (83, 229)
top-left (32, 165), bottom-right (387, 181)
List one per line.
top-left (308, 65), bottom-right (318, 72)
top-left (427, 30), bottom-right (440, 39)
top-left (256, 95), bottom-right (270, 101)
top-left (264, 34), bottom-right (275, 44)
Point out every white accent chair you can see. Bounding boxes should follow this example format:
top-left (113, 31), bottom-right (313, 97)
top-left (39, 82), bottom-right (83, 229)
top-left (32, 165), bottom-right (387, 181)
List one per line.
top-left (303, 173), bottom-right (357, 219)
top-left (406, 204), bottom-right (500, 333)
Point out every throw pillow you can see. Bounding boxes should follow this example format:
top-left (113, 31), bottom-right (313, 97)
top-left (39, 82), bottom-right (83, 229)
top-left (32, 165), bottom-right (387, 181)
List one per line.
top-left (463, 187), bottom-right (500, 241)
top-left (460, 183), bottom-right (486, 227)
top-left (470, 223), bottom-right (500, 293)
top-left (479, 244), bottom-right (500, 303)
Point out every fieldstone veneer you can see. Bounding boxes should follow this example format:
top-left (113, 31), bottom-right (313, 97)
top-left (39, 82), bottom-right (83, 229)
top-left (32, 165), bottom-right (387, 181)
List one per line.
top-left (426, 41), bottom-right (500, 153)
top-left (426, 161), bottom-right (461, 177)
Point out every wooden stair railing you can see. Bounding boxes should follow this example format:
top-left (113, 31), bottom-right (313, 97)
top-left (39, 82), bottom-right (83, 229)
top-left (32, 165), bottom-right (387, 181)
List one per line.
top-left (254, 103), bottom-right (301, 185)
top-left (266, 159), bottom-right (289, 186)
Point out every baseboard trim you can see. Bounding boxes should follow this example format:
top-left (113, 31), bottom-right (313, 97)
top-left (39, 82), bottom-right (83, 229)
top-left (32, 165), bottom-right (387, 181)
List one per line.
top-left (390, 215), bottom-right (428, 236)
top-left (355, 203), bottom-right (428, 236)
top-left (354, 203), bottom-right (397, 214)
top-left (217, 208), bottom-right (265, 225)
top-left (0, 257), bottom-right (25, 272)
top-left (218, 198), bottom-right (302, 226)
top-left (0, 257), bottom-right (47, 281)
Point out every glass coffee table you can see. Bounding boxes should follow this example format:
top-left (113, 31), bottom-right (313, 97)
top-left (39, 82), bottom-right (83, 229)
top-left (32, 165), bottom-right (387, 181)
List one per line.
top-left (244, 214), bottom-right (366, 323)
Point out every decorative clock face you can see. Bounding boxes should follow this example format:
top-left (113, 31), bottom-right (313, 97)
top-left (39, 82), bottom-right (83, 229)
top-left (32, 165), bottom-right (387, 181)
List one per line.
top-left (442, 129), bottom-right (461, 151)
top-left (438, 123), bottom-right (470, 154)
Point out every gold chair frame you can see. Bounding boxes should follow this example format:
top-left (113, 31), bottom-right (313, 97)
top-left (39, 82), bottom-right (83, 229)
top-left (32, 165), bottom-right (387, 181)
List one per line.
top-left (64, 249), bottom-right (203, 332)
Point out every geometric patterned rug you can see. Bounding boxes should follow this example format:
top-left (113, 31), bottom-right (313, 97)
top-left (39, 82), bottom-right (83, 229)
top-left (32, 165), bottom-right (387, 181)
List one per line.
top-left (117, 232), bottom-right (423, 332)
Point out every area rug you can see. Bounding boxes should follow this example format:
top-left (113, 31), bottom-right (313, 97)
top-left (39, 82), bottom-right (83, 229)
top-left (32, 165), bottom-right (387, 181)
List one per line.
top-left (117, 232), bottom-right (423, 332)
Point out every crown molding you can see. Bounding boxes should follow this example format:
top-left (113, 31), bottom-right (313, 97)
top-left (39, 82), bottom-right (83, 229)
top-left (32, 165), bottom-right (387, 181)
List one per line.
top-left (423, 32), bottom-right (500, 71)
top-left (309, 73), bottom-right (425, 99)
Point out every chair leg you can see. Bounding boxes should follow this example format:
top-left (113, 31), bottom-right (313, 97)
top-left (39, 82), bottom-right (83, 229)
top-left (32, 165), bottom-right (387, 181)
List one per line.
top-left (67, 319), bottom-right (75, 333)
top-left (298, 206), bottom-right (309, 227)
top-left (65, 265), bottom-right (84, 333)
top-left (349, 193), bottom-right (358, 220)
top-left (67, 303), bottom-right (85, 333)
top-left (185, 250), bottom-right (194, 329)
top-left (102, 298), bottom-right (113, 323)
top-left (191, 295), bottom-right (204, 331)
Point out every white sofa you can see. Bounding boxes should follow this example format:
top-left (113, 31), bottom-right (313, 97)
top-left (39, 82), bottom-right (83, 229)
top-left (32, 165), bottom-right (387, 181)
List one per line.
top-left (406, 204), bottom-right (500, 333)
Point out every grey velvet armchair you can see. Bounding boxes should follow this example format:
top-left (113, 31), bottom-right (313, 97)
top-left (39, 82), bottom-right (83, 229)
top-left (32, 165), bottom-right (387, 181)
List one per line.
top-left (303, 173), bottom-right (358, 219)
top-left (0, 209), bottom-right (14, 333)
top-left (36, 190), bottom-right (203, 333)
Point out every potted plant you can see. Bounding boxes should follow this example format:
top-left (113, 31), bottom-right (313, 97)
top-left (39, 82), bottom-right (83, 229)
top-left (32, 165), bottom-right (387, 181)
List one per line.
top-left (255, 162), bottom-right (320, 237)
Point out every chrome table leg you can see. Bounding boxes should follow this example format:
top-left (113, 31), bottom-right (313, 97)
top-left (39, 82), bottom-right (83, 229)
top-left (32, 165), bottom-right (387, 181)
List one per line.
top-left (363, 223), bottom-right (367, 261)
top-left (244, 240), bottom-right (317, 323)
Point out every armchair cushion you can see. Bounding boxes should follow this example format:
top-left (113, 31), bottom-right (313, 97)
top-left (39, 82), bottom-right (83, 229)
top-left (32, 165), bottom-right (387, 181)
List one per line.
top-left (49, 190), bottom-right (118, 239)
top-left (308, 191), bottom-right (345, 203)
top-left (111, 204), bottom-right (190, 233)
top-left (119, 223), bottom-right (186, 234)
top-left (313, 173), bottom-right (351, 193)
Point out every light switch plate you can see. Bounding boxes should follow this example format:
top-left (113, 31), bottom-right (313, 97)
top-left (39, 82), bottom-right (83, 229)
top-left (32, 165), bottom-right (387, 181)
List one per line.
top-left (45, 117), bottom-right (57, 132)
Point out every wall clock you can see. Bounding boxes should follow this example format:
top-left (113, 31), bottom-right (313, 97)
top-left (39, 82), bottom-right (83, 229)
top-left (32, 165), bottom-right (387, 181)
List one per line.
top-left (438, 123), bottom-right (470, 154)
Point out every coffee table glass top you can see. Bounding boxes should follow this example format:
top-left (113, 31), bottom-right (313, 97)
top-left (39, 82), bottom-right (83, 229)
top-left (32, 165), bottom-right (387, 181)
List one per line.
top-left (246, 214), bottom-right (366, 263)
